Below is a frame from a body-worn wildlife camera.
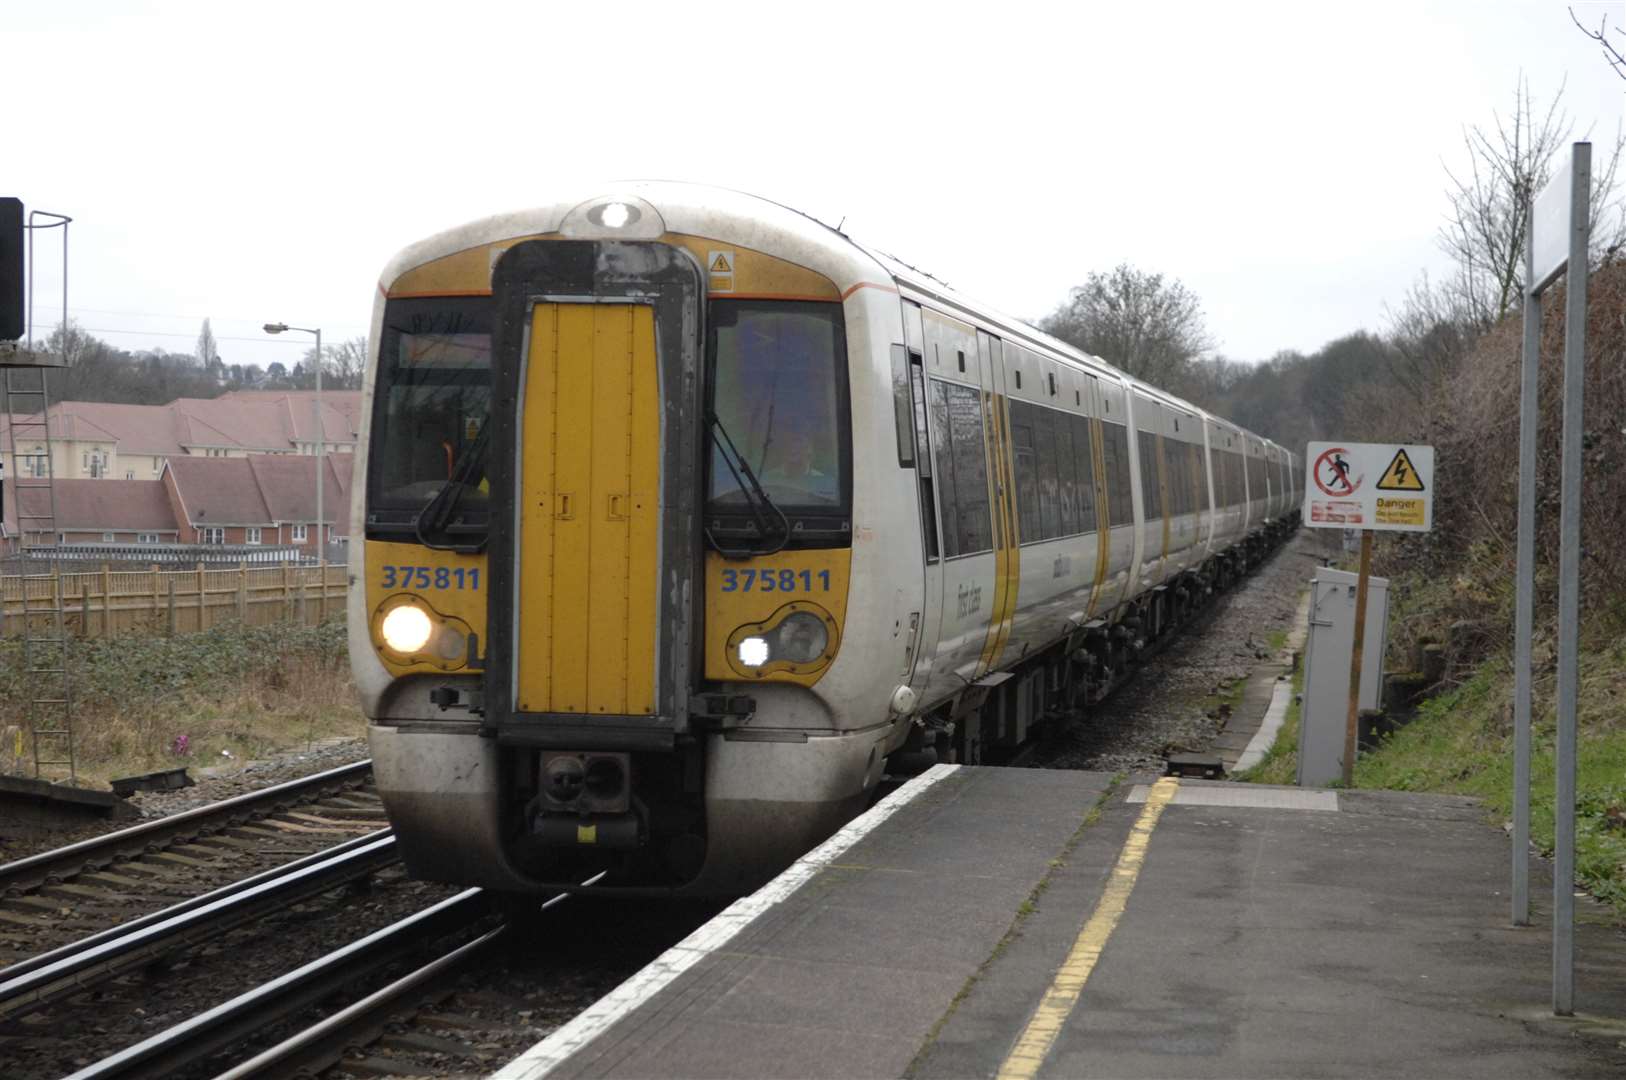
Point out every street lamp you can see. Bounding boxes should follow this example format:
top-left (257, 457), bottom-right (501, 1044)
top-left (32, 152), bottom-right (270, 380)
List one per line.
top-left (263, 322), bottom-right (323, 560)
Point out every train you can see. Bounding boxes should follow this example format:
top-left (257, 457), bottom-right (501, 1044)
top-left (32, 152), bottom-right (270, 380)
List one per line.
top-left (349, 182), bottom-right (1302, 897)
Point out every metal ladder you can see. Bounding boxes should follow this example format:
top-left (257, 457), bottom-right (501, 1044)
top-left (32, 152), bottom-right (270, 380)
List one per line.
top-left (4, 365), bottom-right (74, 782)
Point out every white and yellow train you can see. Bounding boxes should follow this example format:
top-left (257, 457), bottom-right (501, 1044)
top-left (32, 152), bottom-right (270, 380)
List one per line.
top-left (350, 183), bottom-right (1301, 896)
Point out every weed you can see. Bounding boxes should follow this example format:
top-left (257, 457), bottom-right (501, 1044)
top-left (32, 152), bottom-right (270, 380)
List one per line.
top-left (0, 620), bottom-right (363, 788)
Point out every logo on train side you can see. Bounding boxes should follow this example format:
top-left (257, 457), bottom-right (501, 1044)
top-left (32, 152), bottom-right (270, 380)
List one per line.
top-left (957, 580), bottom-right (983, 618)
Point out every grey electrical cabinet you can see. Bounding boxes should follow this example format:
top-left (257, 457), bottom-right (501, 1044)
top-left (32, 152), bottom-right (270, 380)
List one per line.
top-left (1298, 567), bottom-right (1390, 787)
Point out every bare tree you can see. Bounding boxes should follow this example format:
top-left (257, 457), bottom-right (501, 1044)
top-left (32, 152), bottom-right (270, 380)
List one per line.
top-left (1438, 77), bottom-right (1626, 331)
top-left (1571, 6), bottom-right (1626, 81)
top-left (196, 317), bottom-right (218, 369)
top-left (327, 336), bottom-right (367, 389)
top-left (1040, 264), bottom-right (1215, 385)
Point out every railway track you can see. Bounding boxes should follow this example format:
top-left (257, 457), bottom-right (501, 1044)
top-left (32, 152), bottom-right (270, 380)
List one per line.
top-left (55, 880), bottom-right (721, 1080)
top-left (62, 887), bottom-right (500, 1080)
top-left (0, 761), bottom-right (381, 962)
top-left (0, 831), bottom-right (398, 1021)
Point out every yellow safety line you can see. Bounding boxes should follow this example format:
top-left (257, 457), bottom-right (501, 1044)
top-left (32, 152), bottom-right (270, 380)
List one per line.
top-left (997, 776), bottom-right (1180, 1080)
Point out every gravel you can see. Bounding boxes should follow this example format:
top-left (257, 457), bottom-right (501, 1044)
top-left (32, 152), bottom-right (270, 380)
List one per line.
top-left (1030, 530), bottom-right (1327, 774)
top-left (1, 736), bottom-right (371, 864)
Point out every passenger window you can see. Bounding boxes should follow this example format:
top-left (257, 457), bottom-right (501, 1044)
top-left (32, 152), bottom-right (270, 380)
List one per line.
top-left (1100, 421), bottom-right (1134, 528)
top-left (1053, 412), bottom-right (1079, 536)
top-left (1010, 401), bottom-right (1041, 543)
top-left (1072, 414), bottom-right (1098, 533)
top-left (929, 379), bottom-right (993, 557)
top-left (1137, 429), bottom-right (1162, 519)
top-left (1035, 407), bottom-right (1061, 539)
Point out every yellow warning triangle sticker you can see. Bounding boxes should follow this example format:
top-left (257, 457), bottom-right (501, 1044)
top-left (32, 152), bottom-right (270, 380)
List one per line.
top-left (710, 253), bottom-right (732, 272)
top-left (1376, 448), bottom-right (1425, 491)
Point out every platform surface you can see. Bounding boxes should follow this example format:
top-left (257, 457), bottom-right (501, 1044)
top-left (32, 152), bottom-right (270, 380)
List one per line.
top-left (498, 766), bottom-right (1626, 1080)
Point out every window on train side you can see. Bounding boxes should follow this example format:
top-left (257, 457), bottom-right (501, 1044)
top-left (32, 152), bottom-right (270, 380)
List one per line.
top-left (706, 300), bottom-right (851, 543)
top-left (928, 379), bottom-right (992, 557)
top-left (1010, 402), bottom-right (1041, 543)
top-left (1010, 400), bottom-right (1095, 544)
top-left (1100, 421), bottom-right (1134, 528)
top-left (1137, 430), bottom-right (1162, 519)
top-left (366, 297), bottom-right (492, 536)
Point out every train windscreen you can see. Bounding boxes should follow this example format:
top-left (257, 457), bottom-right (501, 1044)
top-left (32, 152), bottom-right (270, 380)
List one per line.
top-left (705, 299), bottom-right (851, 545)
top-left (365, 296), bottom-right (492, 540)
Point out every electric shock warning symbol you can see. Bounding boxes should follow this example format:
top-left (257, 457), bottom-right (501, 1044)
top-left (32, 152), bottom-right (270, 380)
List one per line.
top-left (1376, 448), bottom-right (1425, 491)
top-left (1313, 447), bottom-right (1360, 496)
top-left (709, 251), bottom-right (734, 273)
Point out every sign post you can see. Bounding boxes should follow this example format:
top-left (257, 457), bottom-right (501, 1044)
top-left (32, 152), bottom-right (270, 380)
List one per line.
top-left (1304, 441), bottom-right (1435, 785)
top-left (1519, 141), bottom-right (1590, 1017)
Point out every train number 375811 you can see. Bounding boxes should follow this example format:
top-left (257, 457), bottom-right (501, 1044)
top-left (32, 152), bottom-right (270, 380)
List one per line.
top-left (380, 565), bottom-right (481, 590)
top-left (720, 568), bottom-right (830, 593)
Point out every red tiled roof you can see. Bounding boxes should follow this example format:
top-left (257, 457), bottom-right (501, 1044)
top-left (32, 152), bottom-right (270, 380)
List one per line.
top-left (14, 479), bottom-right (178, 532)
top-left (1, 391), bottom-right (363, 457)
top-left (166, 453), bottom-right (354, 530)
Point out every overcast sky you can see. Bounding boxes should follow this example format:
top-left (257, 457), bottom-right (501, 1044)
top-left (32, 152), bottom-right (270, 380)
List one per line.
top-left (11, 1), bottom-right (1625, 371)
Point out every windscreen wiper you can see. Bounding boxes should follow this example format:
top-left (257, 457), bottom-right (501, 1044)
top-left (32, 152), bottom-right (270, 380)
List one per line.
top-left (415, 421), bottom-right (491, 553)
top-left (706, 412), bottom-right (789, 558)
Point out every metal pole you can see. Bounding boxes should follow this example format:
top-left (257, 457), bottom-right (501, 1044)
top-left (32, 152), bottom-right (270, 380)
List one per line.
top-left (1341, 529), bottom-right (1374, 787)
top-left (1554, 141), bottom-right (1590, 1017)
top-left (1513, 208), bottom-right (1540, 927)
top-left (315, 327), bottom-right (323, 564)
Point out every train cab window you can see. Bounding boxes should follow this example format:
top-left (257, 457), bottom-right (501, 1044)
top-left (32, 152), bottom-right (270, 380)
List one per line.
top-left (365, 297), bottom-right (492, 540)
top-left (706, 300), bottom-right (851, 545)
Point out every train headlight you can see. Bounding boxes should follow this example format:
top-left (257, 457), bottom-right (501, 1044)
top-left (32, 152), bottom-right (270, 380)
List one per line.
top-left (737, 636), bottom-right (771, 668)
top-left (373, 595), bottom-right (472, 670)
top-left (726, 602), bottom-right (839, 678)
top-left (772, 613), bottom-right (828, 664)
top-left (381, 604), bottom-right (434, 653)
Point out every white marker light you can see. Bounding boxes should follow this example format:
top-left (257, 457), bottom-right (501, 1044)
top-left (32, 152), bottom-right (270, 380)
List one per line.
top-left (381, 604), bottom-right (433, 654)
top-left (600, 202), bottom-right (631, 228)
top-left (737, 636), bottom-right (770, 667)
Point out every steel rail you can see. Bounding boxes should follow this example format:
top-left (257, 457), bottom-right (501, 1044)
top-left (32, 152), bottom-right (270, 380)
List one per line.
top-left (217, 921), bottom-right (509, 1079)
top-left (214, 881), bottom-right (596, 1079)
top-left (0, 825), bottom-right (389, 983)
top-left (63, 887), bottom-right (495, 1080)
top-left (0, 759), bottom-right (373, 894)
top-left (0, 832), bottom-right (398, 1019)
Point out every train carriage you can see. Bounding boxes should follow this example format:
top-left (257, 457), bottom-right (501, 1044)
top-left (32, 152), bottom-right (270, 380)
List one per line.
top-left (353, 183), bottom-right (1301, 897)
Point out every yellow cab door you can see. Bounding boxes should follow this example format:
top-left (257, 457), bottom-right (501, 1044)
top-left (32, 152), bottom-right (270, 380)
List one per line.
top-left (515, 301), bottom-right (661, 716)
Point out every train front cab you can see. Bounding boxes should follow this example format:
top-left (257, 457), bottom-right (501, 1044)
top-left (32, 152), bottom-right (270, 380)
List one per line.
top-left (357, 213), bottom-right (880, 897)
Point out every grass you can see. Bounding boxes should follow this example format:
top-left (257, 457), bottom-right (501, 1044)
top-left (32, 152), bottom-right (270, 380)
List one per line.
top-left (1352, 654), bottom-right (1626, 915)
top-left (0, 619), bottom-right (365, 789)
top-left (1236, 634), bottom-right (1626, 918)
top-left (1231, 664), bottom-right (1303, 786)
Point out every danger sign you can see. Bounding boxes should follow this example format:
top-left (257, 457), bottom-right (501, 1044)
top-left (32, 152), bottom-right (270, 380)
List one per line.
top-left (1313, 447), bottom-right (1362, 497)
top-left (1304, 442), bottom-right (1434, 533)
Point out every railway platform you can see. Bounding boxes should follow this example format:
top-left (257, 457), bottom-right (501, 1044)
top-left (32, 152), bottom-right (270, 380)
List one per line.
top-left (496, 766), bottom-right (1626, 1079)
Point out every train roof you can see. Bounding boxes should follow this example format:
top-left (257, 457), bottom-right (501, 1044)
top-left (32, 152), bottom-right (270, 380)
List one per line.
top-left (378, 182), bottom-right (1291, 463)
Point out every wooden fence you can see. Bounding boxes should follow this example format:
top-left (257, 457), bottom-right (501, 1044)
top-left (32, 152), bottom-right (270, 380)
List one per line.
top-left (0, 563), bottom-right (349, 638)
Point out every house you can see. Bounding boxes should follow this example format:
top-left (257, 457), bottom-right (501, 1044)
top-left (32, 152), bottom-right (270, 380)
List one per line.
top-left (163, 453), bottom-right (353, 554)
top-left (0, 390), bottom-right (363, 483)
top-left (1, 452), bottom-right (353, 557)
top-left (11, 479), bottom-right (182, 546)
